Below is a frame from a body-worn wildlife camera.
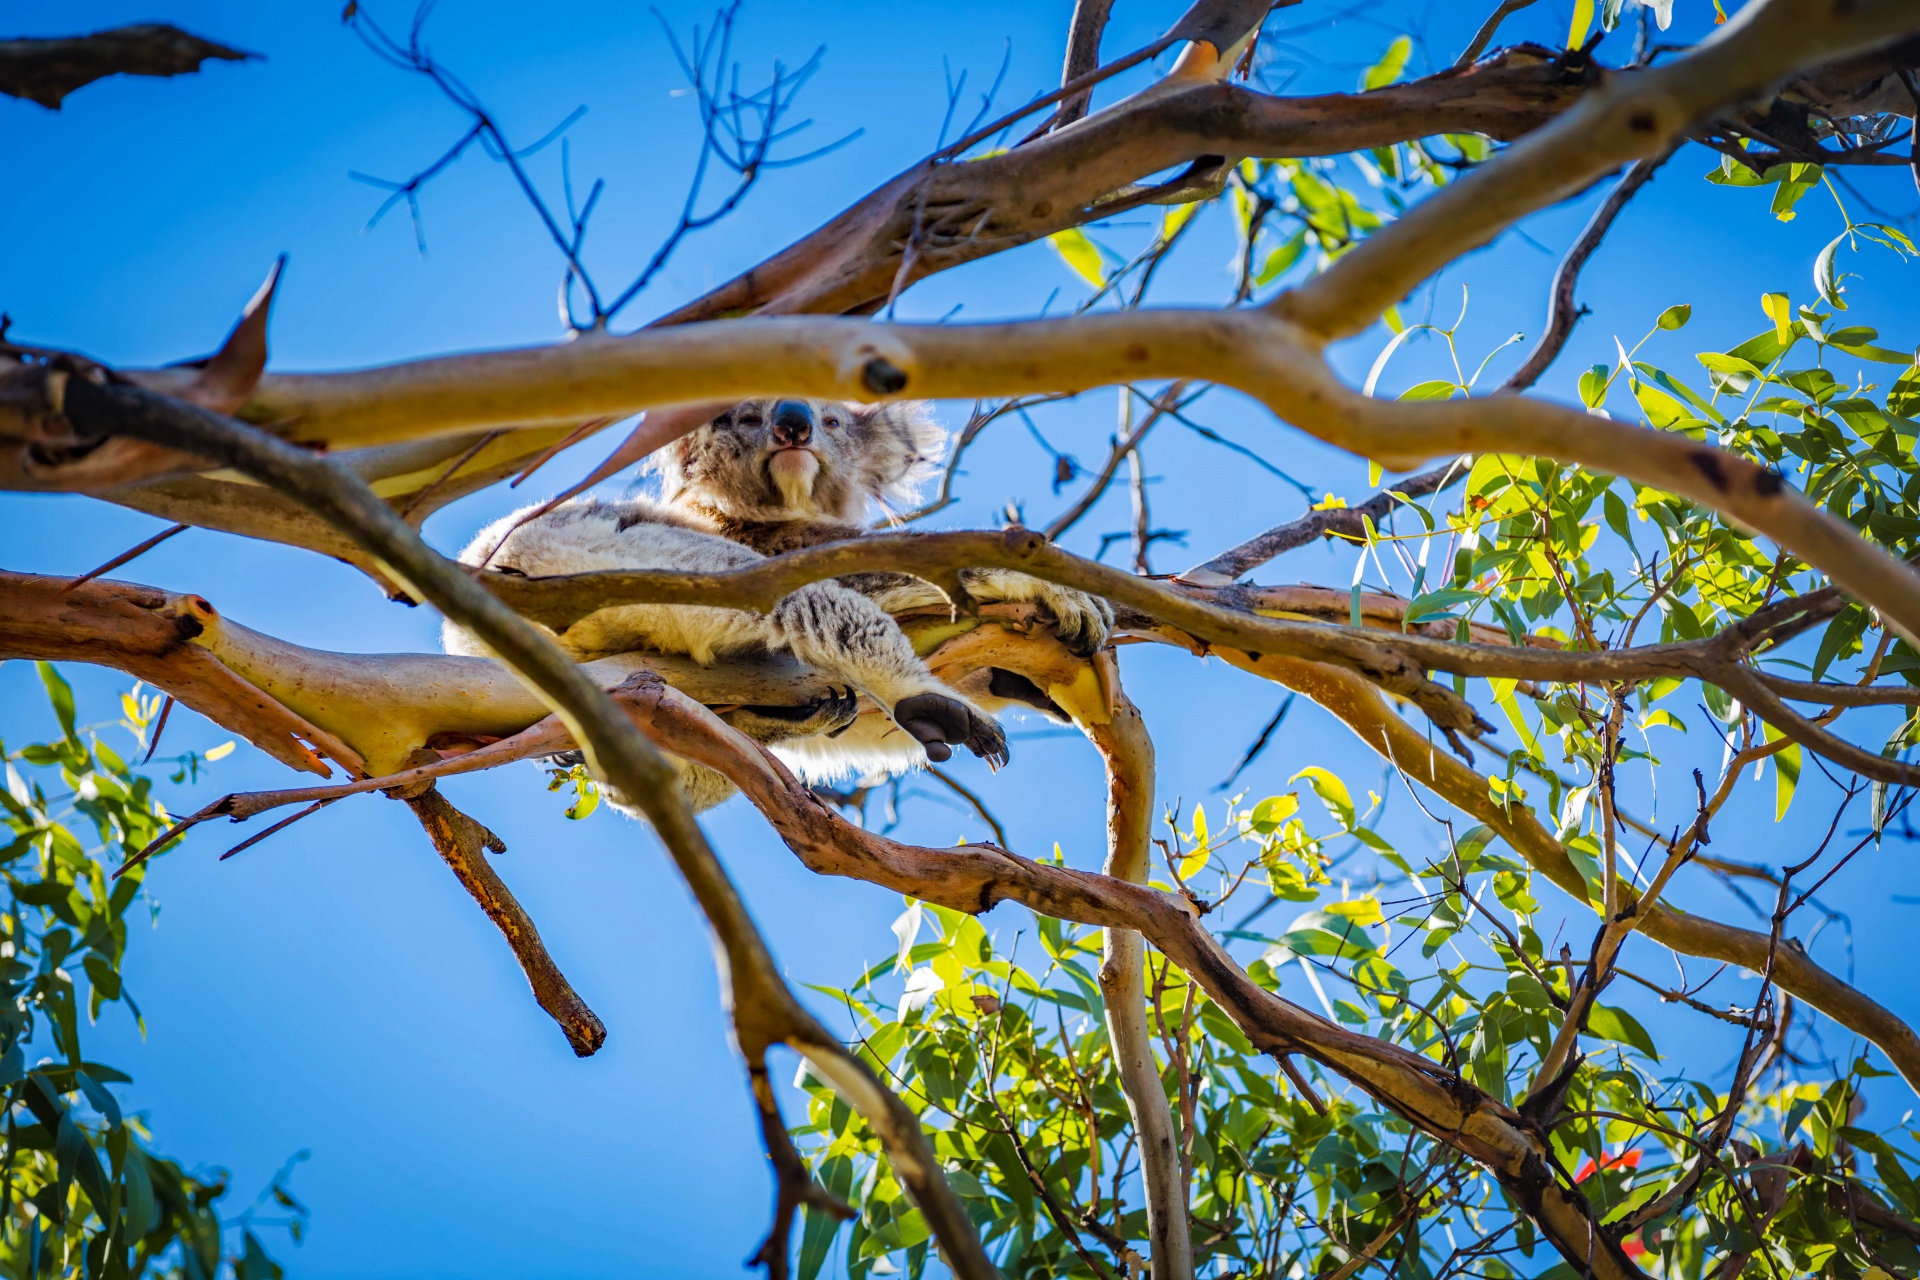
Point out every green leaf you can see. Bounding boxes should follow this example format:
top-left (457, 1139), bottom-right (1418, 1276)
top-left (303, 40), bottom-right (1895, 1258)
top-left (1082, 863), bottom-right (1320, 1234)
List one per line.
top-left (36, 663), bottom-right (77, 743)
top-left (1656, 303), bottom-right (1692, 330)
top-left (1289, 766), bottom-right (1355, 829)
top-left (1249, 793), bottom-right (1299, 834)
top-left (1254, 229), bottom-right (1308, 286)
top-left (1047, 227), bottom-right (1105, 286)
top-left (1403, 587), bottom-right (1480, 624)
top-left (1815, 230), bottom-right (1851, 310)
top-left (1325, 897), bottom-right (1384, 928)
top-left (1762, 292), bottom-right (1795, 346)
top-left (1586, 1003), bottom-right (1659, 1058)
top-left (1362, 35), bottom-right (1411, 91)
top-left (1638, 709), bottom-right (1686, 734)
top-left (1761, 723), bottom-right (1802, 820)
top-left (1398, 379), bottom-right (1457, 401)
top-left (1578, 363), bottom-right (1610, 409)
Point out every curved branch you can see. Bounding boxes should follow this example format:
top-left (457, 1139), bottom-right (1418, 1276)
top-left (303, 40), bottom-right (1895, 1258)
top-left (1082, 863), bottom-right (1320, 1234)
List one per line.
top-left (23, 304), bottom-right (1914, 672)
top-left (588, 667), bottom-right (1650, 1280)
top-left (44, 377), bottom-right (998, 1280)
top-left (1085, 668), bottom-right (1194, 1279)
top-left (14, 561), bottom-right (1916, 1098)
top-left (1500, 154), bottom-right (1665, 394)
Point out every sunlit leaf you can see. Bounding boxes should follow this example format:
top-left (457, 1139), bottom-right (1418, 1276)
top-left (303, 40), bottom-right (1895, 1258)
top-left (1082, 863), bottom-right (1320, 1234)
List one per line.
top-left (1046, 227), bottom-right (1105, 286)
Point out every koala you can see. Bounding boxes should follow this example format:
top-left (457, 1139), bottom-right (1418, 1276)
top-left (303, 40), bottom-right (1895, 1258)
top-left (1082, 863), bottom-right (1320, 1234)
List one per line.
top-left (443, 398), bottom-right (1113, 812)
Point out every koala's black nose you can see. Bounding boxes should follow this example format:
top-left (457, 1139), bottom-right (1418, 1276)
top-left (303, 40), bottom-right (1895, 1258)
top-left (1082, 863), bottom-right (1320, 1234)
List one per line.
top-left (771, 400), bottom-right (813, 447)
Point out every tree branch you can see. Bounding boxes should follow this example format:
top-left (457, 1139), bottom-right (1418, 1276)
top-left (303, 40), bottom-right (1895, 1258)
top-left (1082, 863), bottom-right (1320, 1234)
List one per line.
top-left (1056, 0), bottom-right (1117, 129)
top-left (567, 665), bottom-right (1651, 1280)
top-left (1500, 153), bottom-right (1666, 394)
top-left (1085, 669), bottom-right (1194, 1279)
top-left (0, 23), bottom-right (255, 109)
top-left (11, 563), bottom-right (1918, 1095)
top-left (1455, 0), bottom-right (1544, 71)
top-left (1179, 458), bottom-right (1467, 585)
top-left (1277, 0), bottom-right (1920, 341)
top-left (403, 785), bottom-right (607, 1057)
top-left (37, 376), bottom-right (997, 1279)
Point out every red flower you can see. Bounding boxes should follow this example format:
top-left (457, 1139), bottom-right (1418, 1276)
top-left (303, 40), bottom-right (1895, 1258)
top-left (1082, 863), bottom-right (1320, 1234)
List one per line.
top-left (1574, 1148), bottom-right (1643, 1183)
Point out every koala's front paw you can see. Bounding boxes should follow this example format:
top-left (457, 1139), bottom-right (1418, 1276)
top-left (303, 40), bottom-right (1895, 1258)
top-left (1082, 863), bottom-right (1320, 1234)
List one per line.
top-left (1037, 586), bottom-right (1113, 658)
top-left (895, 692), bottom-right (1009, 768)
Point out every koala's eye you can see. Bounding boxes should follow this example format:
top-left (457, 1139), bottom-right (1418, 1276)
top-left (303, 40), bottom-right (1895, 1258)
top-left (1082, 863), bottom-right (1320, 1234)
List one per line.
top-left (735, 410), bottom-right (764, 429)
top-left (712, 411), bottom-right (734, 429)
top-left (821, 411), bottom-right (843, 429)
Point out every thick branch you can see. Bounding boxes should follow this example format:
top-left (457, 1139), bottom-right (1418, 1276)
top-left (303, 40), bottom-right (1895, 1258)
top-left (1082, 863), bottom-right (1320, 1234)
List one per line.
top-left (13, 562), bottom-right (1915, 1095)
top-left (473, 528), bottom-right (1920, 783)
top-left (44, 376), bottom-right (997, 1279)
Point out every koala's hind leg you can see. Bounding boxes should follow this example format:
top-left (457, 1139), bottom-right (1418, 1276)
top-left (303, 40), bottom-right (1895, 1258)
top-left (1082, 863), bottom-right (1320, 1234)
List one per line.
top-left (721, 685), bottom-right (861, 744)
top-left (770, 581), bottom-right (1007, 765)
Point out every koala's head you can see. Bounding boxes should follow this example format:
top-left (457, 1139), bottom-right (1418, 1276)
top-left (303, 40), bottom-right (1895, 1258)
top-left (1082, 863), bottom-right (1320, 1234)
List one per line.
top-left (651, 398), bottom-right (945, 522)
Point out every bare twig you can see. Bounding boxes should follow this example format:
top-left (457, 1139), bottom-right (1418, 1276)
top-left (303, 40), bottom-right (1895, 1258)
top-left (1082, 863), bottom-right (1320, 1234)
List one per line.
top-left (1501, 153), bottom-right (1668, 393)
top-left (63, 522), bottom-right (186, 592)
top-left (1180, 458), bottom-right (1467, 585)
top-left (1454, 0), bottom-right (1543, 70)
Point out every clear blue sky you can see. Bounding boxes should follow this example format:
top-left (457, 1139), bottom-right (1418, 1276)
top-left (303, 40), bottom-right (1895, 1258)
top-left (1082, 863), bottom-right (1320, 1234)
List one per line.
top-left (4, 2), bottom-right (1918, 1276)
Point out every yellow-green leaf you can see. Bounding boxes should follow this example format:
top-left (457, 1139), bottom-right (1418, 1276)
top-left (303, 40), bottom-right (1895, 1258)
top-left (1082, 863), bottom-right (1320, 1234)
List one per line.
top-left (1048, 228), bottom-right (1105, 286)
top-left (204, 741), bottom-right (235, 761)
top-left (1762, 723), bottom-right (1801, 820)
top-left (1326, 897), bottom-right (1385, 928)
top-left (1290, 766), bottom-right (1355, 829)
top-left (1762, 292), bottom-right (1794, 346)
top-left (1567, 0), bottom-right (1595, 49)
top-left (1362, 35), bottom-right (1411, 91)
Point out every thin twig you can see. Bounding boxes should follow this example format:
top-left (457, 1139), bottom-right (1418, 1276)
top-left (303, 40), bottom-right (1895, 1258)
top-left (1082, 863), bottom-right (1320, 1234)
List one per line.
top-left (63, 523), bottom-right (186, 591)
top-left (1500, 152), bottom-right (1668, 393)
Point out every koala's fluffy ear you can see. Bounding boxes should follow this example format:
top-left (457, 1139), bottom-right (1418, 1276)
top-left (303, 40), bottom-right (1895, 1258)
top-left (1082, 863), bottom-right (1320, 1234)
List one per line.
top-left (853, 400), bottom-right (947, 509)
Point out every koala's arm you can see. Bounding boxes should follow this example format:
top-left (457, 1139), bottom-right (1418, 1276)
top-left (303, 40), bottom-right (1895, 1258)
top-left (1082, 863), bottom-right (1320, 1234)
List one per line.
top-left (956, 568), bottom-right (1113, 658)
top-left (847, 564), bottom-right (1111, 659)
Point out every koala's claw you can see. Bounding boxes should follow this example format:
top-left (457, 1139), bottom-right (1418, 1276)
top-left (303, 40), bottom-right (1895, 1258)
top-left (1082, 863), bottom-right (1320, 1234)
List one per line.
top-left (1041, 589), bottom-right (1114, 658)
top-left (896, 692), bottom-right (1009, 768)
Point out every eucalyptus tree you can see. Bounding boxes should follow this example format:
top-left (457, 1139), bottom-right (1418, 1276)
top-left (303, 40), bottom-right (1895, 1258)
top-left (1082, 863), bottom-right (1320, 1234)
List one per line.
top-left (5, 2), bottom-right (1920, 1278)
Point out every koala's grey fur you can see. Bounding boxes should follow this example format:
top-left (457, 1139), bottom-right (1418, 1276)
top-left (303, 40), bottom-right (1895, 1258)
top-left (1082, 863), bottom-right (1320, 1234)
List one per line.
top-left (444, 398), bottom-right (1112, 813)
